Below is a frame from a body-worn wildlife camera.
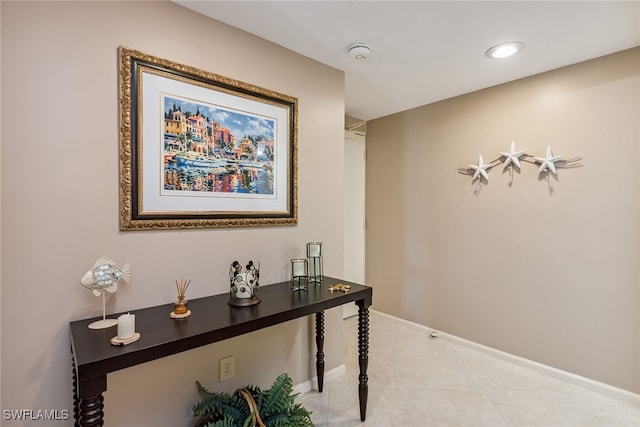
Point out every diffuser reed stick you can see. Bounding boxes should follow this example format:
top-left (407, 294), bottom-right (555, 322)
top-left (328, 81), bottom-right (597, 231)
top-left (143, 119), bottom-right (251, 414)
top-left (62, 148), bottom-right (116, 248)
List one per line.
top-left (176, 278), bottom-right (191, 300)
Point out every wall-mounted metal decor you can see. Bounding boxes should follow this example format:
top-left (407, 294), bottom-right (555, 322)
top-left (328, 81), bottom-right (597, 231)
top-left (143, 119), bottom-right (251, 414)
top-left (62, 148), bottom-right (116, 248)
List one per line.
top-left (119, 47), bottom-right (298, 230)
top-left (458, 141), bottom-right (582, 185)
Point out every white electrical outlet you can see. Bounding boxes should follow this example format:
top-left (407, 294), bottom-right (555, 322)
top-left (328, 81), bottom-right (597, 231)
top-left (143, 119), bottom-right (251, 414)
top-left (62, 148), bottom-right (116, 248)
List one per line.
top-left (220, 355), bottom-right (235, 382)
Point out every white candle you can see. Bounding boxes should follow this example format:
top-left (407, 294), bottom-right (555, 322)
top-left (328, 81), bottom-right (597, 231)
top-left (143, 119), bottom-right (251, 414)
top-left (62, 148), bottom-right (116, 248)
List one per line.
top-left (291, 259), bottom-right (307, 277)
top-left (117, 313), bottom-right (135, 340)
top-left (307, 242), bottom-right (322, 258)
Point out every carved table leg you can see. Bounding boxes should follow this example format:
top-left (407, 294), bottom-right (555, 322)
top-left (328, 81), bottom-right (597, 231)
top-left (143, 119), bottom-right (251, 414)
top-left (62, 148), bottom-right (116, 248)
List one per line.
top-left (74, 374), bottom-right (107, 427)
top-left (72, 357), bottom-right (79, 427)
top-left (357, 301), bottom-right (369, 421)
top-left (315, 311), bottom-right (325, 392)
top-left (78, 394), bottom-right (104, 427)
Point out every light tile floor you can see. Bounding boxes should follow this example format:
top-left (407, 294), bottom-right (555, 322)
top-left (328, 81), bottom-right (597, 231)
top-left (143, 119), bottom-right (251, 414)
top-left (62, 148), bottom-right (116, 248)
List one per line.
top-left (297, 311), bottom-right (640, 427)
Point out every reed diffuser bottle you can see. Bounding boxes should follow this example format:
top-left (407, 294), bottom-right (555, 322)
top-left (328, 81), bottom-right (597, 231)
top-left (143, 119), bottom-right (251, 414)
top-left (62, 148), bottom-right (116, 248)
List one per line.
top-left (174, 278), bottom-right (190, 315)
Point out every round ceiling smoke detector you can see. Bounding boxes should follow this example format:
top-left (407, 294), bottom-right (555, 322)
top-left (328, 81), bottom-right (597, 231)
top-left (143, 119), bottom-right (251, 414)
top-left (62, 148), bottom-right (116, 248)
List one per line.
top-left (348, 43), bottom-right (371, 60)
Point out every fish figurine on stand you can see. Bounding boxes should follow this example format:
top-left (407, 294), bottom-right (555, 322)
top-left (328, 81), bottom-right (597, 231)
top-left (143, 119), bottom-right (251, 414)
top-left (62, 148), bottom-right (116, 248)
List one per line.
top-left (80, 256), bottom-right (131, 329)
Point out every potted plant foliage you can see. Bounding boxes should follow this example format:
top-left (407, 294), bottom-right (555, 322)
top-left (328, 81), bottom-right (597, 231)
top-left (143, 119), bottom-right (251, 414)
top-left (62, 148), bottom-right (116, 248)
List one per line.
top-left (193, 373), bottom-right (314, 427)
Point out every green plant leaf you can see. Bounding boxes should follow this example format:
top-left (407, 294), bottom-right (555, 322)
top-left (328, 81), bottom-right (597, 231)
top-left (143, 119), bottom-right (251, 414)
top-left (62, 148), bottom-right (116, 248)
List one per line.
top-left (192, 373), bottom-right (312, 427)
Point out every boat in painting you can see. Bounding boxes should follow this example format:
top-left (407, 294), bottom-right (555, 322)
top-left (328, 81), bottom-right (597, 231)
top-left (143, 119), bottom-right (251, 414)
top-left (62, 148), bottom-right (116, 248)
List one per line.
top-left (175, 152), bottom-right (227, 169)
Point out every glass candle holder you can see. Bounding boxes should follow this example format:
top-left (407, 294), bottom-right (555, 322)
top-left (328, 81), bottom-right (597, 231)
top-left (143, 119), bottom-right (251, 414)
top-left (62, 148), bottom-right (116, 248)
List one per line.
top-left (306, 242), bottom-right (323, 283)
top-left (291, 258), bottom-right (309, 291)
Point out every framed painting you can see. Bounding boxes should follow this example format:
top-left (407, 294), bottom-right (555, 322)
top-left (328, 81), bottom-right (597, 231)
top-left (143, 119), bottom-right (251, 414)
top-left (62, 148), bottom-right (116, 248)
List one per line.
top-left (119, 47), bottom-right (298, 230)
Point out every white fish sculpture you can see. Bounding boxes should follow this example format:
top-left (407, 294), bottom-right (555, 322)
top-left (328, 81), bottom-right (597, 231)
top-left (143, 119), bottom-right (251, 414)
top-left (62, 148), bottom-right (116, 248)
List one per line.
top-left (81, 256), bottom-right (131, 296)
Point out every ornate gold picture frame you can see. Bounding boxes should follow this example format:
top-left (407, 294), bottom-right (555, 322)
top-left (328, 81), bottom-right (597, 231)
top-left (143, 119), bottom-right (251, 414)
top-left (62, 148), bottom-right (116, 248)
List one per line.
top-left (119, 47), bottom-right (298, 230)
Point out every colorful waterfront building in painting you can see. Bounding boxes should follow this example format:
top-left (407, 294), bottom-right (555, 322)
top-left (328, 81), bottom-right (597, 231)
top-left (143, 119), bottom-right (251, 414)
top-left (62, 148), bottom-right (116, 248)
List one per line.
top-left (212, 122), bottom-right (233, 145)
top-left (164, 110), bottom-right (188, 137)
top-left (187, 114), bottom-right (207, 142)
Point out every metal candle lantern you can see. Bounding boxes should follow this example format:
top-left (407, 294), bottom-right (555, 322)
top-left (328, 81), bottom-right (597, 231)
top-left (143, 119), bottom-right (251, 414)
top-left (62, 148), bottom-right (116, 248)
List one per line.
top-left (290, 258), bottom-right (309, 291)
top-left (306, 242), bottom-right (323, 283)
top-left (228, 260), bottom-right (261, 307)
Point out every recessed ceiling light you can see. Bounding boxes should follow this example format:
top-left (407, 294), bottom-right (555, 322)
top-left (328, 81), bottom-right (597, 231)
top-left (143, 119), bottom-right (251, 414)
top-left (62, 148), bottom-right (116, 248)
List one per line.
top-left (485, 41), bottom-right (525, 59)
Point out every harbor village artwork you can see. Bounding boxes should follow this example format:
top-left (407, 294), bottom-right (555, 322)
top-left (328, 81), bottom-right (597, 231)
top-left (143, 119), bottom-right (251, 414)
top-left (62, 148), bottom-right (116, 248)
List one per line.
top-left (162, 96), bottom-right (276, 197)
top-left (118, 47), bottom-right (298, 230)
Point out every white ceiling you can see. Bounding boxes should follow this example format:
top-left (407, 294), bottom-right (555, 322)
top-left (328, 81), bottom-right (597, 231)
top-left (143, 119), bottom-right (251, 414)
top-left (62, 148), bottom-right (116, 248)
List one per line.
top-left (174, 1), bottom-right (640, 121)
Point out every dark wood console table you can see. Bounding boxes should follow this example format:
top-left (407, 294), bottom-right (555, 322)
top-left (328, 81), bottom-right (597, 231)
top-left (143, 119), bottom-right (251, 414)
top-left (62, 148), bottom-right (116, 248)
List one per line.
top-left (69, 276), bottom-right (372, 426)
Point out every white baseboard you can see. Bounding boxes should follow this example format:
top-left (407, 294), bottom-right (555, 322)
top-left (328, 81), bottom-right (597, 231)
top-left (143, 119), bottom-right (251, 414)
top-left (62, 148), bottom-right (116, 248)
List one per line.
top-left (372, 309), bottom-right (640, 406)
top-left (294, 364), bottom-right (346, 395)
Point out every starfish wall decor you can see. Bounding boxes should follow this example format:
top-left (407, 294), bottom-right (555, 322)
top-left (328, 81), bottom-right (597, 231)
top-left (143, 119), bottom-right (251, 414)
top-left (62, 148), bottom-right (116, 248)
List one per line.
top-left (458, 141), bottom-right (582, 184)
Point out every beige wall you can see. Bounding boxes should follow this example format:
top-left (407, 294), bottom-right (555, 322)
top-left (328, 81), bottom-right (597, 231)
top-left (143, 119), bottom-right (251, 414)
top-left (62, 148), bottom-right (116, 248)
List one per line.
top-left (366, 47), bottom-right (640, 394)
top-left (1, 1), bottom-right (345, 426)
